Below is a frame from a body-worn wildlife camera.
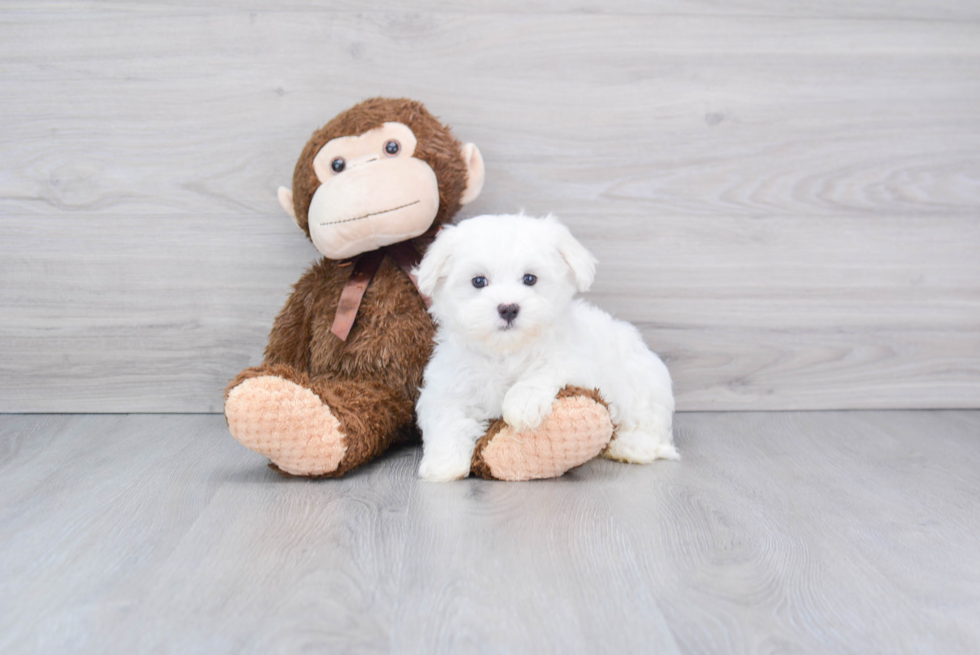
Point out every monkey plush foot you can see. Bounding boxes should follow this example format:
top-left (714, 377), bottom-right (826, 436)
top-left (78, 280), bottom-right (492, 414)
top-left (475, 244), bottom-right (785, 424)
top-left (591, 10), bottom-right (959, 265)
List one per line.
top-left (225, 375), bottom-right (347, 476)
top-left (471, 387), bottom-right (613, 481)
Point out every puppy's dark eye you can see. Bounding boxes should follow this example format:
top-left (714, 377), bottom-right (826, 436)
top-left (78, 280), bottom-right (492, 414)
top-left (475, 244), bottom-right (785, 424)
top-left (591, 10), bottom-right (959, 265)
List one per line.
top-left (331, 158), bottom-right (346, 173)
top-left (384, 140), bottom-right (400, 156)
top-left (472, 276), bottom-right (488, 289)
top-left (522, 274), bottom-right (537, 286)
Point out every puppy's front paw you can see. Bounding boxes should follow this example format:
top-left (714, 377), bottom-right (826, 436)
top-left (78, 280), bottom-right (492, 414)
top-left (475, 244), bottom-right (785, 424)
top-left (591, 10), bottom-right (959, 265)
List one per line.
top-left (502, 382), bottom-right (557, 432)
top-left (419, 449), bottom-right (472, 482)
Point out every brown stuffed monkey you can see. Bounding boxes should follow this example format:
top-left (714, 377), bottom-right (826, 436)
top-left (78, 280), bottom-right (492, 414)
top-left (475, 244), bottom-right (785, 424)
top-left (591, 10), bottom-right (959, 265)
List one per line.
top-left (224, 98), bottom-right (614, 480)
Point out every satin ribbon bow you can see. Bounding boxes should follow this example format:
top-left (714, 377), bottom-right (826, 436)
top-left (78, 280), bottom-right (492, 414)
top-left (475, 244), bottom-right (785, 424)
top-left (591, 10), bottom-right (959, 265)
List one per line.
top-left (329, 230), bottom-right (436, 341)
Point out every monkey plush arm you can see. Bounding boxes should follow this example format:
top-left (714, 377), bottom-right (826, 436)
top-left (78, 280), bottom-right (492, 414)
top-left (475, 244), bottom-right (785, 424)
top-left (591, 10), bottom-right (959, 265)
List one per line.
top-left (224, 271), bottom-right (316, 401)
top-left (262, 270), bottom-right (318, 371)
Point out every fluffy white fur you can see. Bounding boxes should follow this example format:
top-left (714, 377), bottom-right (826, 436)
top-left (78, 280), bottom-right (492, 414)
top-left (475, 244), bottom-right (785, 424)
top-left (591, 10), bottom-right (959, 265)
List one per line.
top-left (414, 213), bottom-right (677, 482)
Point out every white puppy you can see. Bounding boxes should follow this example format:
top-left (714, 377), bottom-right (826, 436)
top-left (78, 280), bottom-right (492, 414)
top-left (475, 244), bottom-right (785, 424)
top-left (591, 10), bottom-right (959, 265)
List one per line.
top-left (414, 213), bottom-right (677, 482)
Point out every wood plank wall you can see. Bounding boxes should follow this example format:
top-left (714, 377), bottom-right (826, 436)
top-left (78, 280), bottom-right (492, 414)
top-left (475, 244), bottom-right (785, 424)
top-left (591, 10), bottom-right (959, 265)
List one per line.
top-left (1, 2), bottom-right (978, 412)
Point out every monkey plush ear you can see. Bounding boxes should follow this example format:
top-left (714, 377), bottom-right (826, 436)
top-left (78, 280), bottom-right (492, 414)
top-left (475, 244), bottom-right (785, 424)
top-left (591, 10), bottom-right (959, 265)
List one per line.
top-left (415, 226), bottom-right (458, 298)
top-left (277, 186), bottom-right (301, 228)
top-left (459, 144), bottom-right (485, 206)
top-left (548, 216), bottom-right (597, 293)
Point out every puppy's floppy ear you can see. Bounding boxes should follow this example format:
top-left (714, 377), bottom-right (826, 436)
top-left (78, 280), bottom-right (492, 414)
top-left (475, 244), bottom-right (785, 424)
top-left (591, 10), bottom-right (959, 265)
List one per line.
top-left (415, 226), bottom-right (458, 297)
top-left (547, 215), bottom-right (597, 292)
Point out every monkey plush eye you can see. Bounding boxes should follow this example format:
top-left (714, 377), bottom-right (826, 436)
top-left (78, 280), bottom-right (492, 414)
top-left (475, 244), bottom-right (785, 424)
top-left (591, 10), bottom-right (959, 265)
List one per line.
top-left (472, 276), bottom-right (488, 289)
top-left (384, 140), bottom-right (400, 156)
top-left (523, 274), bottom-right (537, 286)
top-left (331, 158), bottom-right (346, 173)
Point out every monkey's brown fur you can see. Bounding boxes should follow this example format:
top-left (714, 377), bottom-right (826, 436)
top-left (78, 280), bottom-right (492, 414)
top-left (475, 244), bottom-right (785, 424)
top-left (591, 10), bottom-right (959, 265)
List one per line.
top-left (225, 99), bottom-right (460, 477)
top-left (226, 257), bottom-right (432, 476)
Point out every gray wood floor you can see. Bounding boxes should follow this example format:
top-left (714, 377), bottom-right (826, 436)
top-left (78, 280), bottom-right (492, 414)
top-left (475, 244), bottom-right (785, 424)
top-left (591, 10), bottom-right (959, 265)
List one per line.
top-left (1, 412), bottom-right (978, 654)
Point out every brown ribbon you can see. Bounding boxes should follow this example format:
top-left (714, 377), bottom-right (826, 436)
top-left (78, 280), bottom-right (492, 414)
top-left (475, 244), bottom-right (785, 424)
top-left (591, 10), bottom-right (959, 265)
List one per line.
top-left (329, 231), bottom-right (435, 341)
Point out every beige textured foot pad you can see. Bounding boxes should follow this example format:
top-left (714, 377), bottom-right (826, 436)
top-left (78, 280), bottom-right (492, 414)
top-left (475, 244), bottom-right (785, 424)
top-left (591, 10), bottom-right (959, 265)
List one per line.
top-left (473, 394), bottom-right (613, 481)
top-left (225, 375), bottom-right (347, 476)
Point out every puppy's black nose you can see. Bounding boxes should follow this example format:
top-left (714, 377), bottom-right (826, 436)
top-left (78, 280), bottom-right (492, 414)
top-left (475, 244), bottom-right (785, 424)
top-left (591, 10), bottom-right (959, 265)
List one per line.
top-left (497, 303), bottom-right (520, 323)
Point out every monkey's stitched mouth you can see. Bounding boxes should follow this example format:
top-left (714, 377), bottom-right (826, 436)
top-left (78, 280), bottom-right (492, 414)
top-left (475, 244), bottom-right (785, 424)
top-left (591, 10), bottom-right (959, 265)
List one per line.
top-left (319, 200), bottom-right (420, 227)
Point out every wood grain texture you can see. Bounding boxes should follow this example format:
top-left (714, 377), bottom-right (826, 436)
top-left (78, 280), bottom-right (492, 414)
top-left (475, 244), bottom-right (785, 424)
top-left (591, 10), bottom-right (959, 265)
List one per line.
top-left (5, 0), bottom-right (980, 20)
top-left (1, 4), bottom-right (978, 411)
top-left (1, 411), bottom-right (978, 653)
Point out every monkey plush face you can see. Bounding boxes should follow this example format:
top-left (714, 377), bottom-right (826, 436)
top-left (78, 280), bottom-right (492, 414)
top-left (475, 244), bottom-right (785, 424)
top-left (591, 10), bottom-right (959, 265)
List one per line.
top-left (278, 98), bottom-right (484, 260)
top-left (306, 122), bottom-right (439, 259)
